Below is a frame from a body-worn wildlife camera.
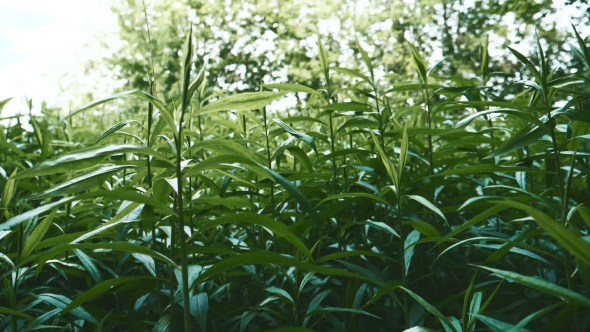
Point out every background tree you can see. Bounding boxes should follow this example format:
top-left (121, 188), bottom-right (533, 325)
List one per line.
top-left (99, 0), bottom-right (589, 104)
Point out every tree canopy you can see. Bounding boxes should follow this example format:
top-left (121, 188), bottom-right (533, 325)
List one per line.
top-left (99, 0), bottom-right (588, 104)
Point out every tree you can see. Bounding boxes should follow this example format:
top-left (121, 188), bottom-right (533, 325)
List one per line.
top-left (96, 0), bottom-right (588, 106)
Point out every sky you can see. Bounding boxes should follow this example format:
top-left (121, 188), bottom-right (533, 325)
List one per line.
top-left (0, 0), bottom-right (117, 117)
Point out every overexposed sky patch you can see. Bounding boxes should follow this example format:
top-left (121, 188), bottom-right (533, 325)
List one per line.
top-left (0, 0), bottom-right (117, 117)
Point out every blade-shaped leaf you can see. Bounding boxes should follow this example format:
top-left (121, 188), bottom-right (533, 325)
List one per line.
top-left (190, 292), bottom-right (208, 332)
top-left (399, 287), bottom-right (456, 332)
top-left (1, 197), bottom-right (74, 231)
top-left (506, 46), bottom-right (541, 84)
top-left (370, 131), bottom-right (399, 190)
top-left (495, 200), bottom-right (590, 265)
top-left (73, 249), bottom-right (102, 284)
top-left (13, 144), bottom-right (172, 179)
top-left (405, 195), bottom-right (447, 225)
top-left (60, 90), bottom-right (178, 139)
top-left (198, 213), bottom-right (312, 259)
top-left (404, 229), bottom-right (421, 276)
top-left (96, 120), bottom-right (143, 144)
top-left (61, 276), bottom-right (163, 315)
top-left (195, 91), bottom-right (288, 116)
top-left (476, 265), bottom-right (590, 308)
top-left (273, 118), bottom-right (318, 154)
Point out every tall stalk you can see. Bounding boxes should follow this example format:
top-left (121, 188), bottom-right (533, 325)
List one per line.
top-left (175, 27), bottom-right (194, 332)
top-left (262, 106), bottom-right (275, 215)
top-left (318, 37), bottom-right (338, 195)
top-left (141, 0), bottom-right (162, 316)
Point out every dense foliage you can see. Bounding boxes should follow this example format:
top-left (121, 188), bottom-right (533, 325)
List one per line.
top-left (103, 0), bottom-right (589, 99)
top-left (2, 3), bottom-right (590, 332)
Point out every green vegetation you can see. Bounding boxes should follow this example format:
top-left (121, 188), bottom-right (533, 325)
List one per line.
top-left (2, 1), bottom-right (590, 331)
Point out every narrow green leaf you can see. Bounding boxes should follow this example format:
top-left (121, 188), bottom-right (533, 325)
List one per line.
top-left (331, 66), bottom-right (372, 84)
top-left (37, 242), bottom-right (179, 276)
top-left (0, 252), bottom-right (15, 269)
top-left (20, 210), bottom-right (56, 260)
top-left (190, 292), bottom-right (208, 332)
top-left (190, 138), bottom-right (264, 163)
top-left (96, 120), bottom-right (142, 144)
top-left (404, 220), bottom-right (440, 238)
top-left (61, 276), bottom-right (163, 315)
top-left (278, 146), bottom-right (315, 172)
top-left (363, 220), bottom-right (400, 238)
top-left (404, 230), bottom-right (421, 276)
top-left (195, 91), bottom-right (288, 116)
top-left (408, 43), bottom-right (427, 83)
top-left (576, 205), bottom-right (590, 229)
top-left (264, 83), bottom-right (325, 99)
top-left (453, 109), bottom-right (549, 132)
top-left (511, 303), bottom-right (562, 331)
top-left (430, 164), bottom-right (546, 177)
top-left (571, 24), bottom-right (590, 69)
top-left (534, 31), bottom-right (548, 98)
top-left (495, 200), bottom-right (590, 266)
top-left (273, 118), bottom-right (318, 154)
top-left (1, 168), bottom-right (17, 213)
top-left (0, 97), bottom-right (12, 112)
top-left (180, 25), bottom-right (194, 114)
top-left (187, 66), bottom-right (206, 108)
top-left (308, 306), bottom-right (381, 319)
top-left (38, 293), bottom-right (98, 324)
top-left (132, 253), bottom-right (157, 277)
top-left (198, 213), bottom-right (312, 259)
top-left (237, 109), bottom-right (264, 128)
top-left (266, 286), bottom-right (295, 306)
top-left (357, 41), bottom-right (374, 80)
top-left (399, 287), bottom-right (456, 332)
top-left (317, 36), bottom-right (330, 91)
top-left (476, 265), bottom-right (590, 308)
top-left (1, 197), bottom-right (74, 231)
top-left (405, 195), bottom-right (447, 225)
top-left (320, 102), bottom-right (373, 113)
top-left (303, 289), bottom-right (330, 327)
top-left (0, 305), bottom-right (35, 320)
top-left (318, 193), bottom-right (394, 209)
top-left (73, 249), bottom-right (102, 284)
top-left (153, 315), bottom-right (171, 332)
top-left (32, 165), bottom-right (131, 199)
top-left (13, 144), bottom-right (172, 179)
top-left (386, 83), bottom-right (440, 93)
top-left (337, 118), bottom-right (379, 132)
top-left (398, 126), bottom-right (408, 183)
top-left (183, 155), bottom-right (269, 180)
top-left (370, 131), bottom-right (399, 190)
top-left (316, 250), bottom-right (399, 264)
top-left (262, 166), bottom-right (319, 222)
top-left (68, 202), bottom-right (144, 244)
top-left (192, 251), bottom-right (374, 290)
top-left (402, 327), bottom-right (437, 332)
top-left (506, 46), bottom-right (541, 83)
top-left (472, 314), bottom-right (526, 332)
top-left (481, 34), bottom-right (489, 80)
top-left (363, 280), bottom-right (402, 308)
top-left (469, 291), bottom-right (483, 329)
top-left (60, 90), bottom-right (178, 139)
